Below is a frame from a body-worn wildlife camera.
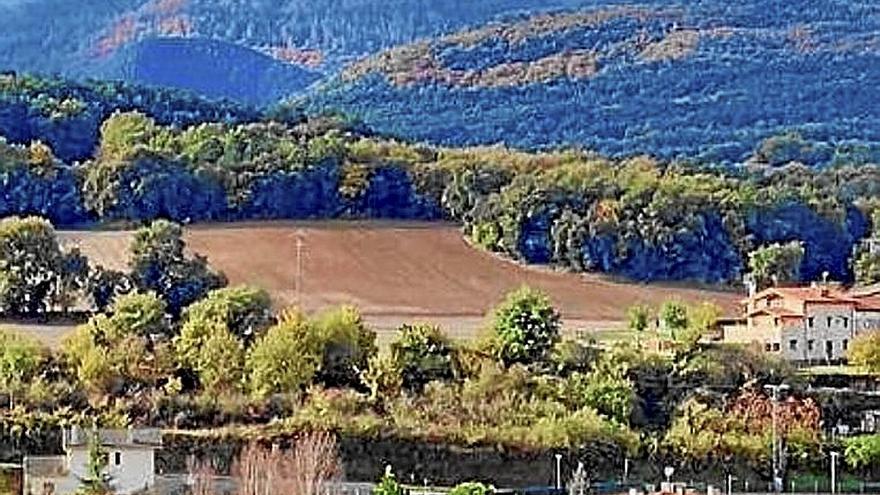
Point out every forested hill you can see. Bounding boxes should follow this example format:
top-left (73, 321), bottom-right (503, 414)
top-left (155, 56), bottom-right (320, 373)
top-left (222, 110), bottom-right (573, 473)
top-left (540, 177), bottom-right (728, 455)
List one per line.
top-left (0, 73), bottom-right (264, 162)
top-left (0, 0), bottom-right (602, 102)
top-left (306, 0), bottom-right (880, 164)
top-left (4, 0), bottom-right (880, 163)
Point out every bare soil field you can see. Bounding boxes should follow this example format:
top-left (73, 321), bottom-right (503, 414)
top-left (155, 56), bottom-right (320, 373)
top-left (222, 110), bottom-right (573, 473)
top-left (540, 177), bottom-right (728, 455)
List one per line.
top-left (55, 220), bottom-right (742, 345)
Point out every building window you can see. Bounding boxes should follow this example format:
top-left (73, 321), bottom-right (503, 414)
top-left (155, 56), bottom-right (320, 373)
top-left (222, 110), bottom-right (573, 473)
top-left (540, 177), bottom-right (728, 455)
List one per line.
top-left (808, 317), bottom-right (814, 327)
top-left (843, 317), bottom-right (849, 328)
top-left (789, 340), bottom-right (798, 351)
top-left (765, 343), bottom-right (772, 352)
top-left (772, 343), bottom-right (780, 352)
top-left (826, 340), bottom-right (834, 357)
top-left (774, 317), bottom-right (779, 326)
top-left (844, 339), bottom-right (849, 351)
top-left (808, 340), bottom-right (815, 351)
top-left (827, 316), bottom-right (833, 327)
top-left (114, 452), bottom-right (121, 466)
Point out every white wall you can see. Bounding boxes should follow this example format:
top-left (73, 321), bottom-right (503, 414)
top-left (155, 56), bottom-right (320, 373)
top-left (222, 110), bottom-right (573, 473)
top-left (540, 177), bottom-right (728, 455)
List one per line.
top-left (69, 447), bottom-right (155, 495)
top-left (26, 447), bottom-right (155, 495)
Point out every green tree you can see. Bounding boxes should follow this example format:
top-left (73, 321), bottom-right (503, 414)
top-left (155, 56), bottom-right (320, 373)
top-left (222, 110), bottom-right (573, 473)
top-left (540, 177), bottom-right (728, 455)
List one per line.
top-left (98, 111), bottom-right (160, 161)
top-left (312, 305), bottom-right (377, 389)
top-left (245, 310), bottom-right (321, 398)
top-left (626, 304), bottom-right (652, 333)
top-left (180, 285), bottom-right (273, 345)
top-left (676, 301), bottom-right (722, 350)
top-left (129, 220), bottom-right (227, 315)
top-left (198, 323), bottom-right (245, 395)
top-left (87, 265), bottom-right (132, 312)
top-left (174, 286), bottom-right (273, 382)
top-left (563, 353), bottom-right (635, 424)
top-left (748, 241), bottom-right (805, 289)
top-left (855, 251), bottom-right (880, 287)
top-left (390, 323), bottom-right (458, 393)
top-left (63, 292), bottom-right (173, 396)
top-left (490, 286), bottom-right (561, 367)
top-left (849, 331), bottom-right (880, 373)
top-left (0, 329), bottom-right (45, 407)
top-left (659, 300), bottom-right (689, 339)
top-left (0, 216), bottom-right (88, 315)
top-left (362, 352), bottom-right (403, 404)
top-left (845, 434), bottom-right (880, 470)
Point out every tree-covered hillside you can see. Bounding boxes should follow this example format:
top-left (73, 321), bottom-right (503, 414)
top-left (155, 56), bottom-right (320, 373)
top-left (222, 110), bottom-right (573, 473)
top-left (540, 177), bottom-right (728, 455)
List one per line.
top-left (307, 0), bottom-right (880, 163)
top-left (0, 73), bottom-right (262, 162)
top-left (0, 0), bottom-right (603, 102)
top-left (0, 96), bottom-right (878, 284)
top-left (5, 0), bottom-right (880, 162)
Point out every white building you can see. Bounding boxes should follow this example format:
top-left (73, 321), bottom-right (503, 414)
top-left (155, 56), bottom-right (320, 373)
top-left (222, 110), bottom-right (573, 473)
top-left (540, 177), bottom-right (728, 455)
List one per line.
top-left (23, 427), bottom-right (161, 495)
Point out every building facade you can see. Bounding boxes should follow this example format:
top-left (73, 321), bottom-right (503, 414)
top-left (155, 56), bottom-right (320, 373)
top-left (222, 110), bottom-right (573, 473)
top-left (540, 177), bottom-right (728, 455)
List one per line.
top-left (23, 427), bottom-right (161, 495)
top-left (724, 284), bottom-right (880, 364)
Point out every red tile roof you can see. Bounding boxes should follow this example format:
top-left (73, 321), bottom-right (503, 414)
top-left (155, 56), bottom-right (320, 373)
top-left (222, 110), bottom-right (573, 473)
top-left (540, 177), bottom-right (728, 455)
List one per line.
top-left (747, 286), bottom-right (857, 305)
top-left (855, 295), bottom-right (880, 311)
top-left (747, 306), bottom-right (805, 318)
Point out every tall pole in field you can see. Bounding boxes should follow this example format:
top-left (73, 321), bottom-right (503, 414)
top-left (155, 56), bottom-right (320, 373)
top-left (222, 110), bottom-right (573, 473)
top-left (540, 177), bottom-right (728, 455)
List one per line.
top-left (296, 235), bottom-right (303, 307)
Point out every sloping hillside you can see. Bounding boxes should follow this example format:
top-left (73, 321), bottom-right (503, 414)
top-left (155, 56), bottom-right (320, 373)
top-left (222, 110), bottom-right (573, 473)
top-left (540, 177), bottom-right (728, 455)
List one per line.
top-left (121, 38), bottom-right (321, 106)
top-left (58, 221), bottom-right (741, 339)
top-left (0, 0), bottom-right (600, 102)
top-left (307, 0), bottom-right (880, 164)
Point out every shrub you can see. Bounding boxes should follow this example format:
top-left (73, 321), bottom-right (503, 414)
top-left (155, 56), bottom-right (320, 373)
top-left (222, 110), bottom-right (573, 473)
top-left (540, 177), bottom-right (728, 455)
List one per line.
top-left (451, 482), bottom-right (493, 495)
top-left (312, 305), bottom-right (377, 389)
top-left (390, 323), bottom-right (458, 393)
top-left (0, 329), bottom-right (46, 407)
top-left (489, 286), bottom-right (561, 367)
top-left (246, 311), bottom-right (321, 399)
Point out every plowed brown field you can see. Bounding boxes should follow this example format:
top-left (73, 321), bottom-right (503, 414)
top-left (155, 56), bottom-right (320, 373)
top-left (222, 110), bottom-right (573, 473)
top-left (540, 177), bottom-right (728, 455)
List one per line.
top-left (56, 221), bottom-right (742, 344)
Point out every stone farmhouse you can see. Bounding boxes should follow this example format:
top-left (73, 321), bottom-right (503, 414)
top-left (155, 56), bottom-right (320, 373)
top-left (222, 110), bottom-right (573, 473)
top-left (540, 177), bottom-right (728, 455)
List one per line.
top-left (723, 282), bottom-right (880, 363)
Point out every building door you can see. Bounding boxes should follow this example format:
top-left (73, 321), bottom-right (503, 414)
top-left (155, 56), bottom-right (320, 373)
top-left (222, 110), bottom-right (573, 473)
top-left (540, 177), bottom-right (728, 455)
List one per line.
top-left (826, 340), bottom-right (834, 361)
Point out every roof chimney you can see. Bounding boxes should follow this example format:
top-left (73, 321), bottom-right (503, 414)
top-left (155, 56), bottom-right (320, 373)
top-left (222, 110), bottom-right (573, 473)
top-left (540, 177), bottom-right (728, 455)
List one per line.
top-left (744, 274), bottom-right (756, 298)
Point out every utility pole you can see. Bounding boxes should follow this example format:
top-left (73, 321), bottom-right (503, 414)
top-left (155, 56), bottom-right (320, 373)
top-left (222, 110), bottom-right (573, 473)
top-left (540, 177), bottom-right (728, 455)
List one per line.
top-left (291, 231), bottom-right (304, 307)
top-left (764, 384), bottom-right (790, 493)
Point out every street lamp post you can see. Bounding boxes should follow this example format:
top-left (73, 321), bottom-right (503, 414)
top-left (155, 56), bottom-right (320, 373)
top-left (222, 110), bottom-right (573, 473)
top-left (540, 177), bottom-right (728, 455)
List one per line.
top-left (623, 457), bottom-right (630, 485)
top-left (831, 451), bottom-right (839, 495)
top-left (664, 466), bottom-right (674, 484)
top-left (764, 383), bottom-right (790, 493)
top-left (555, 454), bottom-right (562, 490)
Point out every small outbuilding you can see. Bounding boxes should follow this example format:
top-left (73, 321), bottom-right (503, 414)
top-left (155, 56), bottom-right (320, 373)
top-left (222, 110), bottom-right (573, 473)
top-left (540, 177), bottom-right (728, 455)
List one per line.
top-left (23, 427), bottom-right (161, 495)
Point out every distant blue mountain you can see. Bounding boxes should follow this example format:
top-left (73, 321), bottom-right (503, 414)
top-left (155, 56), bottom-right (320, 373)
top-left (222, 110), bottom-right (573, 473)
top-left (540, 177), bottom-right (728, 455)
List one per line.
top-left (121, 38), bottom-right (321, 107)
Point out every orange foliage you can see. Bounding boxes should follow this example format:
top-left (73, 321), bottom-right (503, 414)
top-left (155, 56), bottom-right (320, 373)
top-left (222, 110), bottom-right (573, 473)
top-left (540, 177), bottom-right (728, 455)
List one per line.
top-left (728, 388), bottom-right (821, 437)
